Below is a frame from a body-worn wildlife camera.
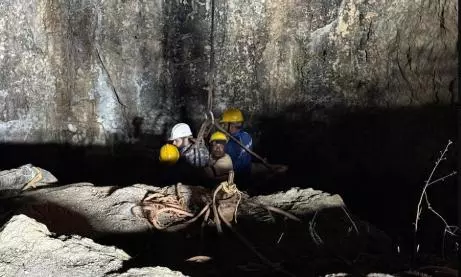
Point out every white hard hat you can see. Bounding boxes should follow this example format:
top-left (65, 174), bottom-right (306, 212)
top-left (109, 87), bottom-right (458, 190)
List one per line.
top-left (168, 123), bottom-right (193, 140)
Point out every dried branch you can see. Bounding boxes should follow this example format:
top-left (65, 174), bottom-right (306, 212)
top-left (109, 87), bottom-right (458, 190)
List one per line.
top-left (413, 139), bottom-right (457, 258)
top-left (309, 211), bottom-right (323, 246)
top-left (341, 206), bottom-right (359, 235)
top-left (414, 140), bottom-right (455, 233)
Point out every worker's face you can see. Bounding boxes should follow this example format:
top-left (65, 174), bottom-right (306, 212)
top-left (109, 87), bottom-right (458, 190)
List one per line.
top-left (210, 141), bottom-right (226, 159)
top-left (222, 122), bottom-right (241, 135)
top-left (172, 138), bottom-right (183, 148)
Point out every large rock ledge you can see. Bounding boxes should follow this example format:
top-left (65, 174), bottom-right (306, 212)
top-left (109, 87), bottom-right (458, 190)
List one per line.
top-left (0, 179), bottom-right (398, 276)
top-left (2, 183), bottom-right (346, 237)
top-left (0, 214), bottom-right (401, 277)
top-left (0, 214), bottom-right (186, 277)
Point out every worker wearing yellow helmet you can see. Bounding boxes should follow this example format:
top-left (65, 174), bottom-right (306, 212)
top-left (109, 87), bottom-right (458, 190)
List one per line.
top-left (159, 143), bottom-right (180, 165)
top-left (220, 108), bottom-right (253, 178)
top-left (159, 122), bottom-right (209, 185)
top-left (203, 131), bottom-right (233, 182)
top-left (158, 143), bottom-right (184, 185)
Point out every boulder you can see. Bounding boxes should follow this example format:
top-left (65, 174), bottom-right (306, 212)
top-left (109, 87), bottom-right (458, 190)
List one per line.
top-left (0, 214), bottom-right (186, 277)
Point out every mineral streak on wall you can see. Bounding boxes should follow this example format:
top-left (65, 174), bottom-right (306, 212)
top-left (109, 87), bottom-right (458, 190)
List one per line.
top-left (0, 0), bottom-right (457, 145)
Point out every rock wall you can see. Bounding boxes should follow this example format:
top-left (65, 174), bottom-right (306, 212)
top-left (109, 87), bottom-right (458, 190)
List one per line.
top-left (0, 0), bottom-right (168, 144)
top-left (0, 0), bottom-right (457, 144)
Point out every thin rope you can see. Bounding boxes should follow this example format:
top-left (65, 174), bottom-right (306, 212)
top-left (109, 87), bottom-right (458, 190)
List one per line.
top-left (193, 0), bottom-right (216, 144)
top-left (207, 0), bottom-right (216, 112)
top-left (213, 122), bottom-right (274, 170)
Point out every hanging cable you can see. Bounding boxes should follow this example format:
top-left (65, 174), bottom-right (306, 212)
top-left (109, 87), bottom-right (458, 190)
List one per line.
top-left (207, 0), bottom-right (216, 112)
top-left (196, 0), bottom-right (216, 144)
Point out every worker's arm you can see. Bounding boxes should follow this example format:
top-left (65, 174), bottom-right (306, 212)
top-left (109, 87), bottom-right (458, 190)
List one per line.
top-left (204, 155), bottom-right (233, 181)
top-left (228, 131), bottom-right (252, 174)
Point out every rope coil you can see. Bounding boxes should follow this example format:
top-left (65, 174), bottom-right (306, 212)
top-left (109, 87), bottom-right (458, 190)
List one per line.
top-left (137, 181), bottom-right (300, 277)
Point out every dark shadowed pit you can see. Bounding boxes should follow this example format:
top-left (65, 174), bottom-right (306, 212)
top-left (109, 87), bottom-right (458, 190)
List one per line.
top-left (0, 104), bottom-right (457, 276)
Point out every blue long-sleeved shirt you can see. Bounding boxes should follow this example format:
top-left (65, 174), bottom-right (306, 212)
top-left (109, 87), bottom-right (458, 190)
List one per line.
top-left (224, 130), bottom-right (253, 175)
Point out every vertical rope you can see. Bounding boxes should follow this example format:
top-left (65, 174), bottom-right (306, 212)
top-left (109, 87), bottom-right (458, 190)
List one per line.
top-left (196, 0), bottom-right (216, 144)
top-left (207, 0), bottom-right (216, 112)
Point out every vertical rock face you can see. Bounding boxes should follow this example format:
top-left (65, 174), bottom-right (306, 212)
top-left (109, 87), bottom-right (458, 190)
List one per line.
top-left (0, 0), bottom-right (172, 144)
top-left (0, 0), bottom-right (457, 144)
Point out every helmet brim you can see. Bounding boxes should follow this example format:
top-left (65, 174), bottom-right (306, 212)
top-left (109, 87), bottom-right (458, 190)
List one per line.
top-left (210, 139), bottom-right (228, 144)
top-left (219, 120), bottom-right (243, 123)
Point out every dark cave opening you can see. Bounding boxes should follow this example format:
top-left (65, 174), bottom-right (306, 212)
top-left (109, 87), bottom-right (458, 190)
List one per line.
top-left (0, 104), bottom-right (457, 275)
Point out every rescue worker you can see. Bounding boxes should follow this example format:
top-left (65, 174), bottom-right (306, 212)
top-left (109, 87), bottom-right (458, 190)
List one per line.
top-left (159, 143), bottom-right (180, 165)
top-left (168, 122), bottom-right (210, 168)
top-left (204, 131), bottom-right (233, 182)
top-left (158, 143), bottom-right (182, 185)
top-left (219, 108), bottom-right (253, 179)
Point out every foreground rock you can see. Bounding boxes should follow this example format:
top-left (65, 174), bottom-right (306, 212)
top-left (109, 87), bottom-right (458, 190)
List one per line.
top-left (2, 183), bottom-right (345, 236)
top-left (109, 267), bottom-right (186, 277)
top-left (0, 184), bottom-right (398, 276)
top-left (0, 214), bottom-right (186, 277)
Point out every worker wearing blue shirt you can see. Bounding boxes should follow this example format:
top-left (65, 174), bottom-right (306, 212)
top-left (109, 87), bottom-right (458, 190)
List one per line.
top-left (220, 108), bottom-right (253, 177)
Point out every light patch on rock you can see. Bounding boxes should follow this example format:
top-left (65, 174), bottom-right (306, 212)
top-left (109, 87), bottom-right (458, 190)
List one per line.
top-left (309, 19), bottom-right (337, 53)
top-left (0, 215), bottom-right (130, 277)
top-left (336, 0), bottom-right (358, 37)
top-left (110, 267), bottom-right (188, 277)
top-left (67, 123), bottom-right (77, 133)
top-left (94, 69), bottom-right (120, 131)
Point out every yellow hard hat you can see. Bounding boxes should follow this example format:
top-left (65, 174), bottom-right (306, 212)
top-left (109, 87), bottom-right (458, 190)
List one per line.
top-left (220, 108), bottom-right (244, 123)
top-left (209, 131), bottom-right (228, 143)
top-left (159, 144), bottom-right (180, 165)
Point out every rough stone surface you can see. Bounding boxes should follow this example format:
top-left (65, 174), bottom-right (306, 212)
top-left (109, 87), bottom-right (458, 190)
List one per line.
top-left (0, 0), bottom-right (457, 144)
top-left (0, 214), bottom-right (188, 277)
top-left (15, 183), bottom-right (153, 236)
top-left (0, 164), bottom-right (58, 193)
top-left (109, 267), bottom-right (187, 277)
top-left (0, 189), bottom-right (397, 276)
top-left (0, 214), bottom-right (129, 276)
top-left (3, 183), bottom-right (344, 236)
top-left (241, 187), bottom-right (345, 216)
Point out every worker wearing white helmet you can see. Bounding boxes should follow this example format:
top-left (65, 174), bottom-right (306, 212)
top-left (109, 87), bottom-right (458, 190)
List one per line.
top-left (168, 123), bottom-right (209, 168)
top-left (169, 122), bottom-right (193, 147)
